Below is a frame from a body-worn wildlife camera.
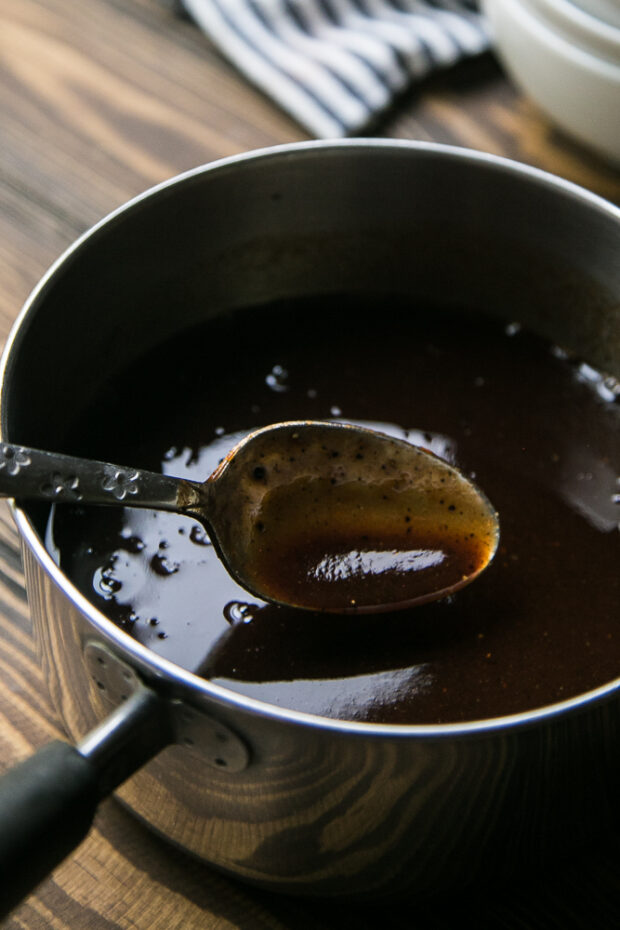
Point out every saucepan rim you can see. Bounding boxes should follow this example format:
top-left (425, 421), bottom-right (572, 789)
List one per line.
top-left (3, 138), bottom-right (620, 740)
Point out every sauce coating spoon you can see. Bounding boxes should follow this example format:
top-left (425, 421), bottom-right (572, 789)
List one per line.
top-left (0, 421), bottom-right (499, 613)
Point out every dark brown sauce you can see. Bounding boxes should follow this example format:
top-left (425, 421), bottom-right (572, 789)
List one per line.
top-left (243, 477), bottom-right (495, 610)
top-left (47, 298), bottom-right (620, 724)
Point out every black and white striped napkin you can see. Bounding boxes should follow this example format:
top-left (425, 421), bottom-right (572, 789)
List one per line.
top-left (181, 0), bottom-right (490, 137)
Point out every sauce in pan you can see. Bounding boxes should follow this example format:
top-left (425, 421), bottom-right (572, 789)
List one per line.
top-left (48, 297), bottom-right (620, 724)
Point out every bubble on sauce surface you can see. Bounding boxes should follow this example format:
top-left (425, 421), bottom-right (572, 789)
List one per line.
top-left (93, 565), bottom-right (122, 599)
top-left (119, 532), bottom-right (145, 553)
top-left (224, 601), bottom-right (258, 625)
top-left (265, 364), bottom-right (289, 392)
top-left (189, 524), bottom-right (212, 546)
top-left (151, 553), bottom-right (180, 576)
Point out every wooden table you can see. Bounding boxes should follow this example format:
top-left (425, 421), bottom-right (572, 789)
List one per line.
top-left (1, 1), bottom-right (619, 926)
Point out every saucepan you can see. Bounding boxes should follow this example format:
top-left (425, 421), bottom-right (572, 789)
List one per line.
top-left (0, 140), bottom-right (619, 915)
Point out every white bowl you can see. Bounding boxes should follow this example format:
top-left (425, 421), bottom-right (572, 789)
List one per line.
top-left (528, 0), bottom-right (620, 59)
top-left (569, 0), bottom-right (620, 31)
top-left (483, 0), bottom-right (620, 164)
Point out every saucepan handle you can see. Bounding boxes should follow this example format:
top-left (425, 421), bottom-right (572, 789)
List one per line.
top-left (0, 688), bottom-right (169, 918)
top-left (0, 741), bottom-right (102, 913)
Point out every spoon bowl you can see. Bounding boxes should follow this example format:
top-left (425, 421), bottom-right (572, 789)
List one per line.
top-left (204, 421), bottom-right (500, 612)
top-left (0, 421), bottom-right (499, 613)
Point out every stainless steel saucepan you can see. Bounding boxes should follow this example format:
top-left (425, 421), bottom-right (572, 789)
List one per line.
top-left (0, 141), bottom-right (619, 915)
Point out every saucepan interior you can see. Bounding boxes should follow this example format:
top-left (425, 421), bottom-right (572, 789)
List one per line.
top-left (2, 140), bottom-right (620, 898)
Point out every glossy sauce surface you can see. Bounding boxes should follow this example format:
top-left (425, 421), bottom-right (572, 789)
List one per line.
top-left (48, 299), bottom-right (620, 723)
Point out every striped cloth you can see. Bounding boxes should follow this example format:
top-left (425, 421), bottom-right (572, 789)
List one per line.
top-left (181, 0), bottom-right (490, 137)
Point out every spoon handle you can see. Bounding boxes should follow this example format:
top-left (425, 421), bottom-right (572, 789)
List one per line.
top-left (0, 442), bottom-right (203, 515)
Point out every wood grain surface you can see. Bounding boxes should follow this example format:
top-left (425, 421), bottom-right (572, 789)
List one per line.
top-left (1, 0), bottom-right (620, 926)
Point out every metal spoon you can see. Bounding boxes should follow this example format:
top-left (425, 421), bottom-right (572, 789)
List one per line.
top-left (0, 422), bottom-right (499, 613)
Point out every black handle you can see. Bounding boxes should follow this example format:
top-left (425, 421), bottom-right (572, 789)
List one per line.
top-left (0, 687), bottom-right (170, 918)
top-left (0, 740), bottom-right (101, 916)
